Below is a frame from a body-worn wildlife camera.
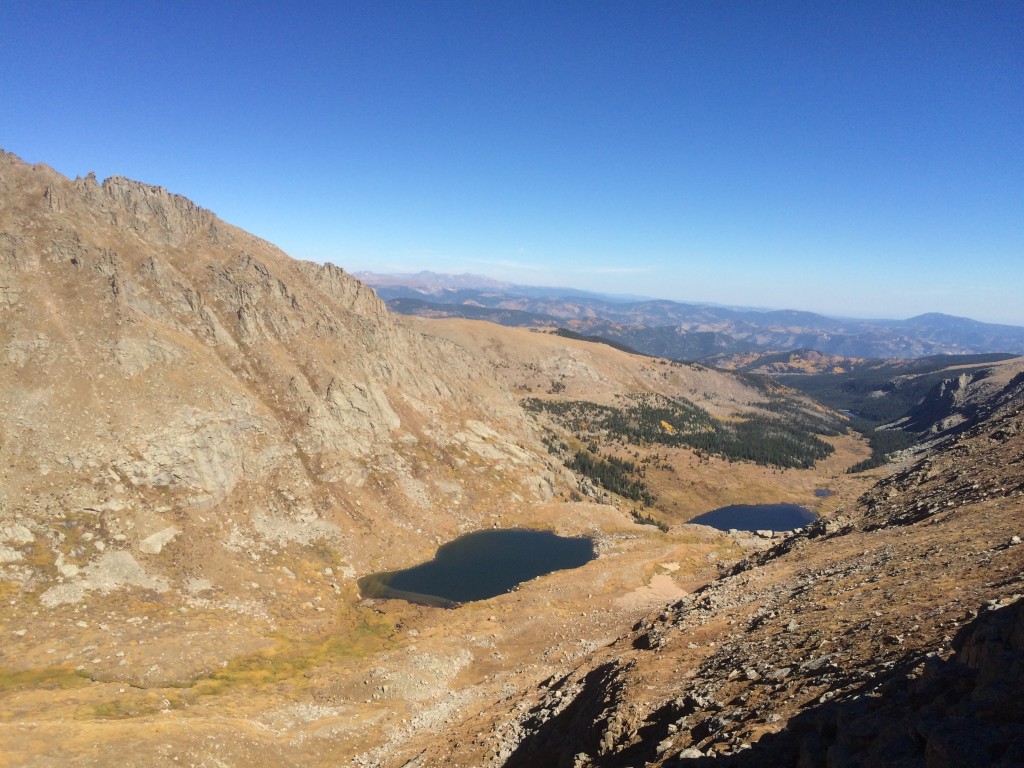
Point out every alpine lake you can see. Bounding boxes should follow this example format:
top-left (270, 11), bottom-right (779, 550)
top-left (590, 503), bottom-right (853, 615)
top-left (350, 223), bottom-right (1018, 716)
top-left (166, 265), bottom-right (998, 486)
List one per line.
top-left (360, 504), bottom-right (818, 608)
top-left (358, 528), bottom-right (595, 608)
top-left (688, 502), bottom-right (817, 532)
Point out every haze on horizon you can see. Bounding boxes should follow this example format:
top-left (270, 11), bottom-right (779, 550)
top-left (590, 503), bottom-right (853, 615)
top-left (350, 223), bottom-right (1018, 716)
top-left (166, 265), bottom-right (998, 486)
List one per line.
top-left (355, 267), bottom-right (1024, 327)
top-left (2, 2), bottom-right (1021, 326)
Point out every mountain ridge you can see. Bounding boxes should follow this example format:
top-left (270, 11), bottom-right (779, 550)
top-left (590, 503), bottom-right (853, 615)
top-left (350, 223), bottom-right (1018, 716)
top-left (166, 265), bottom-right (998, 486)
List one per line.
top-left (360, 272), bottom-right (1024, 359)
top-left (0, 149), bottom-right (578, 674)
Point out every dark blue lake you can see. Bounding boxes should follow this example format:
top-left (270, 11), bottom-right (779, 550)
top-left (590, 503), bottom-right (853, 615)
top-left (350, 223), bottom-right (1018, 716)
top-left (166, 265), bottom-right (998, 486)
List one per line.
top-left (357, 529), bottom-right (595, 607)
top-left (688, 503), bottom-right (817, 532)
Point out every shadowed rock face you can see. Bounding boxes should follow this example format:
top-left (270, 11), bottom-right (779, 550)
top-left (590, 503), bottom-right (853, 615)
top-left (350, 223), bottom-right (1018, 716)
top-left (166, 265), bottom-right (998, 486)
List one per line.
top-left (495, 598), bottom-right (1024, 768)
top-left (891, 367), bottom-right (1024, 437)
top-left (705, 597), bottom-right (1024, 768)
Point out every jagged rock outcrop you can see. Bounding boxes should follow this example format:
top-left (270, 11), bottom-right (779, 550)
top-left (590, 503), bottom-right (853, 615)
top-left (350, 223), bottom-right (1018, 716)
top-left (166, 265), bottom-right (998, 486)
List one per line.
top-left (886, 361), bottom-right (1024, 436)
top-left (0, 149), bottom-right (567, 634)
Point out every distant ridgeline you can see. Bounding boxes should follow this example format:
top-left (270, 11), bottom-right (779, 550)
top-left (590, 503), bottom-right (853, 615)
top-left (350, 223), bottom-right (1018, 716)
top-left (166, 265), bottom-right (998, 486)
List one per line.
top-left (363, 276), bottom-right (1024, 360)
top-left (550, 328), bottom-right (643, 356)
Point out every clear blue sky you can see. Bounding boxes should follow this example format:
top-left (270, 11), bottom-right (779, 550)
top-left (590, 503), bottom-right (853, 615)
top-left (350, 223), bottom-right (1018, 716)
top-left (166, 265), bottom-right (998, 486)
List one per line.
top-left (3, 2), bottom-right (1022, 324)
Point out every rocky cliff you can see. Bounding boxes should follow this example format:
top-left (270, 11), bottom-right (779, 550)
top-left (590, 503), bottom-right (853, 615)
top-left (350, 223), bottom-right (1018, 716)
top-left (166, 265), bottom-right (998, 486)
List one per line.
top-left (0, 150), bottom-right (570, 684)
top-left (888, 360), bottom-right (1024, 436)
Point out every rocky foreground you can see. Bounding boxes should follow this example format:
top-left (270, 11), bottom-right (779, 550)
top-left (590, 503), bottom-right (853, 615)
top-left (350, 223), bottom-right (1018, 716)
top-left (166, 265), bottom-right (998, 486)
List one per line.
top-left (418, 380), bottom-right (1024, 767)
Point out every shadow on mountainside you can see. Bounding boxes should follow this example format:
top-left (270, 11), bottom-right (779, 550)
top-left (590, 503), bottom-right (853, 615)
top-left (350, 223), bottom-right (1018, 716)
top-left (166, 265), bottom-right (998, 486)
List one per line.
top-left (501, 600), bottom-right (1024, 768)
top-left (500, 662), bottom-right (626, 768)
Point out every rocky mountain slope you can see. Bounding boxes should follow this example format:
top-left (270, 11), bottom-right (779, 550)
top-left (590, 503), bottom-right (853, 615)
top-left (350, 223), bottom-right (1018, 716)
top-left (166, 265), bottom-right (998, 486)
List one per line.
top-left (406, 319), bottom-right (866, 525)
top-left (887, 358), bottom-right (1024, 436)
top-left (417, 377), bottom-right (1024, 766)
top-left (724, 348), bottom-right (1024, 440)
top-left (0, 152), bottom-right (869, 767)
top-left (0, 150), bottom-right (586, 704)
top-left (0, 150), bottom-right (574, 583)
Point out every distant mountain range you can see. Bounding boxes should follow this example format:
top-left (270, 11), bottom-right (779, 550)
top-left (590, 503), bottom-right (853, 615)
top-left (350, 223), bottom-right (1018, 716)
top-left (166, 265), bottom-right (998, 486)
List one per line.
top-left (356, 271), bottom-right (1024, 360)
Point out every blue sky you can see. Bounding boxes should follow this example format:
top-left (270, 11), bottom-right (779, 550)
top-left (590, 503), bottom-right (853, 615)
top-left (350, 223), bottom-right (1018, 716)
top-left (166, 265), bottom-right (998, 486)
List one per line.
top-left (3, 2), bottom-right (1022, 324)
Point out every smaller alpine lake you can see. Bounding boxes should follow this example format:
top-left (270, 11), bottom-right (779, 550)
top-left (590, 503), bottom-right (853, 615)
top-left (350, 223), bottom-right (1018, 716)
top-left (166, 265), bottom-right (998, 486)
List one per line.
top-left (688, 503), bottom-right (817, 533)
top-left (358, 528), bottom-right (595, 607)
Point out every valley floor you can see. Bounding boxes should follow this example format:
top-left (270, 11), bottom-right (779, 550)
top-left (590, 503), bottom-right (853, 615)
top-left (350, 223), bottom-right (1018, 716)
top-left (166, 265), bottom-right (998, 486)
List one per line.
top-left (0, 455), bottom-right (873, 768)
